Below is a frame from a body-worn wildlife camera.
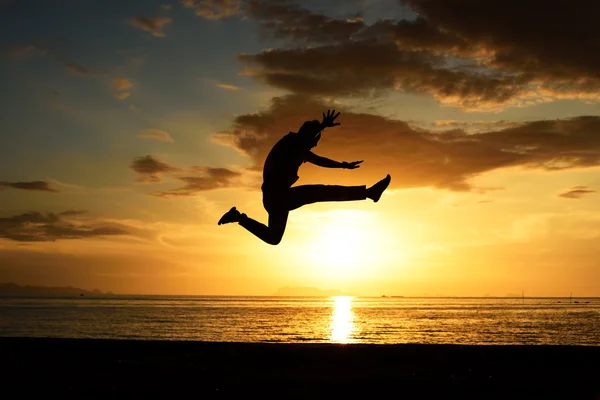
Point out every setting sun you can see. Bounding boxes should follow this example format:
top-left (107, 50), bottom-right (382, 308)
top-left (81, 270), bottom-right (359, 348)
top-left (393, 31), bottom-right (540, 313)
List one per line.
top-left (297, 209), bottom-right (394, 281)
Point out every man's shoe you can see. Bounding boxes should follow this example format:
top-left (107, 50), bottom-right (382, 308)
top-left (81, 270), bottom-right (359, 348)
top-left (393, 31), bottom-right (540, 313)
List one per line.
top-left (218, 207), bottom-right (241, 225)
top-left (367, 174), bottom-right (391, 202)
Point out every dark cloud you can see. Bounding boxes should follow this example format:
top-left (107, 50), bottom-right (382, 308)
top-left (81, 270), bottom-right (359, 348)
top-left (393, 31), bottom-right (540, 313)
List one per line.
top-left (239, 41), bottom-right (530, 109)
top-left (126, 16), bottom-right (172, 37)
top-left (214, 94), bottom-right (600, 191)
top-left (130, 155), bottom-right (241, 195)
top-left (246, 0), bottom-right (366, 44)
top-left (388, 17), bottom-right (469, 53)
top-left (238, 0), bottom-right (600, 110)
top-left (130, 155), bottom-right (179, 183)
top-left (182, 0), bottom-right (243, 20)
top-left (558, 186), bottom-right (596, 199)
top-left (0, 181), bottom-right (59, 193)
top-left (58, 210), bottom-right (87, 216)
top-left (0, 211), bottom-right (128, 242)
top-left (153, 167), bottom-right (242, 197)
top-left (403, 0), bottom-right (600, 80)
top-left (415, 120), bottom-right (521, 134)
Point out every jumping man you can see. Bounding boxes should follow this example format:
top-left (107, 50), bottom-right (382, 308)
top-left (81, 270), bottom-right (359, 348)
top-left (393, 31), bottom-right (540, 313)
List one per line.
top-left (218, 110), bottom-right (391, 245)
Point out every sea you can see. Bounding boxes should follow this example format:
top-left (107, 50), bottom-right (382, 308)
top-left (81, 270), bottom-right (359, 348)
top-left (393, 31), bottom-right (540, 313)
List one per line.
top-left (0, 295), bottom-right (598, 345)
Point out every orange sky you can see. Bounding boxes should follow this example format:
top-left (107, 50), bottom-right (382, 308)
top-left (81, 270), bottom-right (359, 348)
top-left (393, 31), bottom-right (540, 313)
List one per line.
top-left (1, 0), bottom-right (599, 296)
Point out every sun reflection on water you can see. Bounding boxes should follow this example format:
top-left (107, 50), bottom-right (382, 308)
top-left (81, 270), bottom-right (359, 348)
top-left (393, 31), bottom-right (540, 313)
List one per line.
top-left (330, 296), bottom-right (355, 343)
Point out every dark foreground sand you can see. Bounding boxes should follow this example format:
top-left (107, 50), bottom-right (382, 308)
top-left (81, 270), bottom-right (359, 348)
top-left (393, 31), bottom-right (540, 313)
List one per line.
top-left (2, 338), bottom-right (599, 399)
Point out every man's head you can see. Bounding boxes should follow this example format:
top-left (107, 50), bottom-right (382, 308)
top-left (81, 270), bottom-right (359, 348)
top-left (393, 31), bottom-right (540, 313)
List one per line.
top-left (298, 120), bottom-right (322, 149)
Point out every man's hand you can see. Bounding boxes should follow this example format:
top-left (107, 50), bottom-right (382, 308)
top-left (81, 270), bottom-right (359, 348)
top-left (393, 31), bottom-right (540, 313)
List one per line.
top-left (321, 109), bottom-right (341, 128)
top-left (342, 160), bottom-right (363, 169)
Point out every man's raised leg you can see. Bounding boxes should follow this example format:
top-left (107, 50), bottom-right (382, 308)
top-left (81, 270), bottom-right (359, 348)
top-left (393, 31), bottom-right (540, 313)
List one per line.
top-left (284, 174), bottom-right (391, 211)
top-left (285, 185), bottom-right (366, 211)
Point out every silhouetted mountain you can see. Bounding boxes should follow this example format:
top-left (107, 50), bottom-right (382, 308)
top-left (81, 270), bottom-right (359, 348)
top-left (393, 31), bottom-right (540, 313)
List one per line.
top-left (0, 282), bottom-right (113, 295)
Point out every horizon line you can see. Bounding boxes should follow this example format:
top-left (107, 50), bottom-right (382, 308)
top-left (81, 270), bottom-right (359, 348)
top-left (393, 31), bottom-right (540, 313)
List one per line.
top-left (2, 293), bottom-right (599, 299)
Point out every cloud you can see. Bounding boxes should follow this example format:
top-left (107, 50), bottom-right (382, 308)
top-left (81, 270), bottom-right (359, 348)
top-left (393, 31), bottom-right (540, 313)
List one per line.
top-left (238, 0), bottom-right (600, 111)
top-left (126, 16), bottom-right (172, 37)
top-left (7, 43), bottom-right (136, 102)
top-left (238, 42), bottom-right (531, 110)
top-left (246, 0), bottom-right (366, 44)
top-left (130, 155), bottom-right (179, 183)
top-left (153, 167), bottom-right (242, 197)
top-left (138, 129), bottom-right (174, 143)
top-left (403, 0), bottom-right (600, 81)
top-left (112, 77), bottom-right (133, 91)
top-left (48, 179), bottom-right (85, 191)
top-left (115, 92), bottom-right (131, 100)
top-left (5, 44), bottom-right (47, 60)
top-left (130, 155), bottom-right (242, 195)
top-left (182, 0), bottom-right (243, 20)
top-left (213, 94), bottom-right (600, 191)
top-left (0, 181), bottom-right (59, 193)
top-left (416, 120), bottom-right (522, 134)
top-left (558, 186), bottom-right (596, 199)
top-left (0, 211), bottom-right (128, 242)
top-left (6, 42), bottom-right (97, 76)
top-left (216, 83), bottom-right (240, 90)
top-left (64, 60), bottom-right (92, 75)
top-left (112, 77), bottom-right (134, 100)
top-left (58, 210), bottom-right (87, 216)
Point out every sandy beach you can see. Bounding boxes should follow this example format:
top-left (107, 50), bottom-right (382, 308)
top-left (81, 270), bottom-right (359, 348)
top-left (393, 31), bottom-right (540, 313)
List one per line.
top-left (2, 337), bottom-right (599, 398)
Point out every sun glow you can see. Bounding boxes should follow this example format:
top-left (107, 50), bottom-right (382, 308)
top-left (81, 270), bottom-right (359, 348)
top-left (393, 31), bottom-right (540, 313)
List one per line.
top-left (299, 209), bottom-right (399, 282)
top-left (310, 224), bottom-right (370, 265)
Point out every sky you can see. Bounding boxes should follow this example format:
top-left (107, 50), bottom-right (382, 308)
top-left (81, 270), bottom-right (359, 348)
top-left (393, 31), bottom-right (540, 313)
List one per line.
top-left (1, 0), bottom-right (599, 296)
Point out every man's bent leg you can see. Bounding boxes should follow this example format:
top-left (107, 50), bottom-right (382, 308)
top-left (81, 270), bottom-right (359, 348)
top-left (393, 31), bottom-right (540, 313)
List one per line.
top-left (238, 211), bottom-right (288, 245)
top-left (285, 185), bottom-right (366, 211)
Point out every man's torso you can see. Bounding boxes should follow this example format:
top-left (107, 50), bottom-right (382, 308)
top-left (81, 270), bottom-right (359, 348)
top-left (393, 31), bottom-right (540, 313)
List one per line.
top-left (262, 133), bottom-right (307, 191)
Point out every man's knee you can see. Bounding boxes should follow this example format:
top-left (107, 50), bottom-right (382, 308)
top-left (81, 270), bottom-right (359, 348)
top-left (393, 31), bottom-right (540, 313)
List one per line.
top-left (266, 232), bottom-right (283, 245)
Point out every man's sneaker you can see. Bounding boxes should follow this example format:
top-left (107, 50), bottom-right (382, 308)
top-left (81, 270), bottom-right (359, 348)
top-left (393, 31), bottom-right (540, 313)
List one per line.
top-left (367, 174), bottom-right (391, 202)
top-left (218, 207), bottom-right (241, 225)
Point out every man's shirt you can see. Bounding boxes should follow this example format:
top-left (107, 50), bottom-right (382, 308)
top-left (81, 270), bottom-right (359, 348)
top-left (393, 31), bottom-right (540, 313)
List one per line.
top-left (262, 132), bottom-right (309, 191)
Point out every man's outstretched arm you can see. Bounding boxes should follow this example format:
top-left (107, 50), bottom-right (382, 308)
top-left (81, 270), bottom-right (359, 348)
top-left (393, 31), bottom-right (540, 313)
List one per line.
top-left (305, 152), bottom-right (363, 169)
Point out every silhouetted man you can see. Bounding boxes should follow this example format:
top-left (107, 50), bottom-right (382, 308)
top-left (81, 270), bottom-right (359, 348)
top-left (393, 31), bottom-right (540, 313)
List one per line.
top-left (218, 110), bottom-right (391, 245)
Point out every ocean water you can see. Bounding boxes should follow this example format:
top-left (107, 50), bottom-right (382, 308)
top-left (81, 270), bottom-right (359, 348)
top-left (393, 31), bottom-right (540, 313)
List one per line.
top-left (0, 295), bottom-right (598, 345)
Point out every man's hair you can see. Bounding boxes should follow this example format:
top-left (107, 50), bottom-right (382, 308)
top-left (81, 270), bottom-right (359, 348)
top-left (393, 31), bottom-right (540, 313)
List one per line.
top-left (298, 120), bottom-right (322, 139)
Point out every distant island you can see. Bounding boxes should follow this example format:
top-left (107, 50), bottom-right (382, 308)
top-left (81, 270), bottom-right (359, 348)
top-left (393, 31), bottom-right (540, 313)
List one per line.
top-left (0, 282), bottom-right (113, 296)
